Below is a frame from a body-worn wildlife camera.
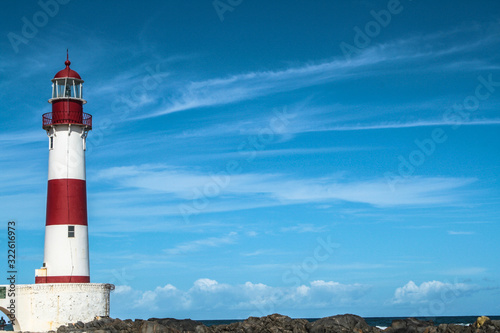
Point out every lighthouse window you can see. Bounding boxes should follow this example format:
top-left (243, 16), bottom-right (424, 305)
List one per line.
top-left (49, 136), bottom-right (54, 149)
top-left (65, 84), bottom-right (72, 97)
top-left (68, 226), bottom-right (75, 238)
top-left (56, 82), bottom-right (66, 97)
top-left (53, 79), bottom-right (83, 99)
top-left (74, 82), bottom-right (82, 98)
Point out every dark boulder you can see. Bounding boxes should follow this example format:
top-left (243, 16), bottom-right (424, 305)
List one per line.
top-left (437, 324), bottom-right (474, 333)
top-left (75, 321), bottom-right (85, 329)
top-left (141, 320), bottom-right (180, 333)
top-left (307, 314), bottom-right (380, 333)
top-left (205, 313), bottom-right (308, 333)
top-left (148, 318), bottom-right (204, 333)
top-left (384, 318), bottom-right (434, 333)
top-left (55, 314), bottom-right (500, 333)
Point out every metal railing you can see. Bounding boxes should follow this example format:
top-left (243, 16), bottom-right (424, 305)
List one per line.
top-left (42, 112), bottom-right (92, 129)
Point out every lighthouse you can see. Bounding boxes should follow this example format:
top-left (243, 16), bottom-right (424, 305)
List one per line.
top-left (35, 53), bottom-right (92, 284)
top-left (0, 54), bottom-right (112, 332)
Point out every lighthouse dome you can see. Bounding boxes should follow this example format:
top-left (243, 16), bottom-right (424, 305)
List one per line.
top-left (54, 58), bottom-right (81, 79)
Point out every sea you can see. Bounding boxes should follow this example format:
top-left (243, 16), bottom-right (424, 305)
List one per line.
top-left (200, 316), bottom-right (500, 330)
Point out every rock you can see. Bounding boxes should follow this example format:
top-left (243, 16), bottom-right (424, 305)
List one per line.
top-left (148, 318), bottom-right (204, 332)
top-left (57, 326), bottom-right (68, 333)
top-left (112, 318), bottom-right (132, 330)
top-left (438, 324), bottom-right (473, 333)
top-left (207, 313), bottom-right (308, 333)
top-left (141, 320), bottom-right (179, 333)
top-left (54, 314), bottom-right (500, 333)
top-left (437, 324), bottom-right (448, 331)
top-left (307, 314), bottom-right (379, 333)
top-left (195, 325), bottom-right (210, 333)
top-left (424, 326), bottom-right (438, 333)
top-left (475, 317), bottom-right (492, 329)
top-left (384, 318), bottom-right (434, 333)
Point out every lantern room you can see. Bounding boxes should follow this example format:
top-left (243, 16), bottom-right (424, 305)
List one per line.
top-left (49, 56), bottom-right (86, 103)
top-left (51, 77), bottom-right (85, 100)
top-left (43, 53), bottom-right (92, 130)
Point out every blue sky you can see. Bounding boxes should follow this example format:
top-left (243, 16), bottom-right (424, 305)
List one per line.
top-left (1, 0), bottom-right (500, 320)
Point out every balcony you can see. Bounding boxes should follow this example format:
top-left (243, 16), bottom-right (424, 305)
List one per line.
top-left (42, 112), bottom-right (92, 130)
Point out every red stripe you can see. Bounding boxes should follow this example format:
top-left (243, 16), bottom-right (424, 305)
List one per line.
top-left (35, 276), bottom-right (90, 284)
top-left (46, 179), bottom-right (88, 226)
top-left (52, 99), bottom-right (83, 113)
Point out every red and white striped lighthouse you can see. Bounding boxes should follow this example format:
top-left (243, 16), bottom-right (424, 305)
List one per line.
top-left (35, 53), bottom-right (92, 284)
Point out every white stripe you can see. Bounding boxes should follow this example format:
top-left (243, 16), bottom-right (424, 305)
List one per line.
top-left (44, 225), bottom-right (89, 277)
top-left (47, 124), bottom-right (86, 181)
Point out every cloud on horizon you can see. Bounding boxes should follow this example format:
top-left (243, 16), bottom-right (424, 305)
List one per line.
top-left (392, 280), bottom-right (481, 305)
top-left (112, 278), bottom-right (370, 318)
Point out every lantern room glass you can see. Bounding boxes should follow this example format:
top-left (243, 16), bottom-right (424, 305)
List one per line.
top-left (52, 78), bottom-right (83, 99)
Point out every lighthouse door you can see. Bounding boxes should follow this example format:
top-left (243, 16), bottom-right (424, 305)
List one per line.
top-left (0, 307), bottom-right (20, 331)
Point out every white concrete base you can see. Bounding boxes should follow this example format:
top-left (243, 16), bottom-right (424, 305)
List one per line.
top-left (0, 283), bottom-right (113, 332)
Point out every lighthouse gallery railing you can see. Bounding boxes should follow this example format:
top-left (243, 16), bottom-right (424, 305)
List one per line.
top-left (42, 112), bottom-right (92, 129)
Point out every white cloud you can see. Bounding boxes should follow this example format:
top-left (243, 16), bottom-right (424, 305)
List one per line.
top-left (392, 280), bottom-right (479, 304)
top-left (128, 27), bottom-right (498, 120)
top-left (192, 278), bottom-right (226, 292)
top-left (114, 285), bottom-right (133, 294)
top-left (0, 130), bottom-right (44, 144)
top-left (135, 290), bottom-right (159, 309)
top-left (443, 267), bottom-right (487, 276)
top-left (448, 231), bottom-right (475, 235)
top-left (321, 263), bottom-right (388, 271)
top-left (121, 278), bottom-right (369, 317)
top-left (280, 224), bottom-right (328, 233)
top-left (298, 119), bottom-right (500, 133)
top-left (163, 232), bottom-right (238, 255)
top-left (96, 164), bottom-right (477, 212)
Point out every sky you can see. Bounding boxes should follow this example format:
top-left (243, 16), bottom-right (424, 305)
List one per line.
top-left (0, 0), bottom-right (499, 321)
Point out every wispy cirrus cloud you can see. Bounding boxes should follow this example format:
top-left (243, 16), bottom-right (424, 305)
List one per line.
top-left (164, 99), bottom-right (500, 141)
top-left (163, 232), bottom-right (238, 255)
top-left (127, 27), bottom-right (499, 120)
top-left (95, 164), bottom-right (477, 215)
top-left (0, 130), bottom-right (45, 144)
top-left (280, 224), bottom-right (328, 233)
top-left (443, 267), bottom-right (486, 276)
top-left (447, 231), bottom-right (475, 235)
top-left (300, 118), bottom-right (500, 133)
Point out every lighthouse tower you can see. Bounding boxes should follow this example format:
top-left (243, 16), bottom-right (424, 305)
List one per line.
top-left (0, 54), bottom-right (112, 332)
top-left (35, 53), bottom-right (92, 284)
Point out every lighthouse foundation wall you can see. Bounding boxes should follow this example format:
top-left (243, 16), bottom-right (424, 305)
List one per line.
top-left (0, 283), bottom-right (113, 332)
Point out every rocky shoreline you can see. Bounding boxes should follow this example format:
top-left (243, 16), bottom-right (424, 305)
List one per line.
top-left (55, 314), bottom-right (500, 333)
